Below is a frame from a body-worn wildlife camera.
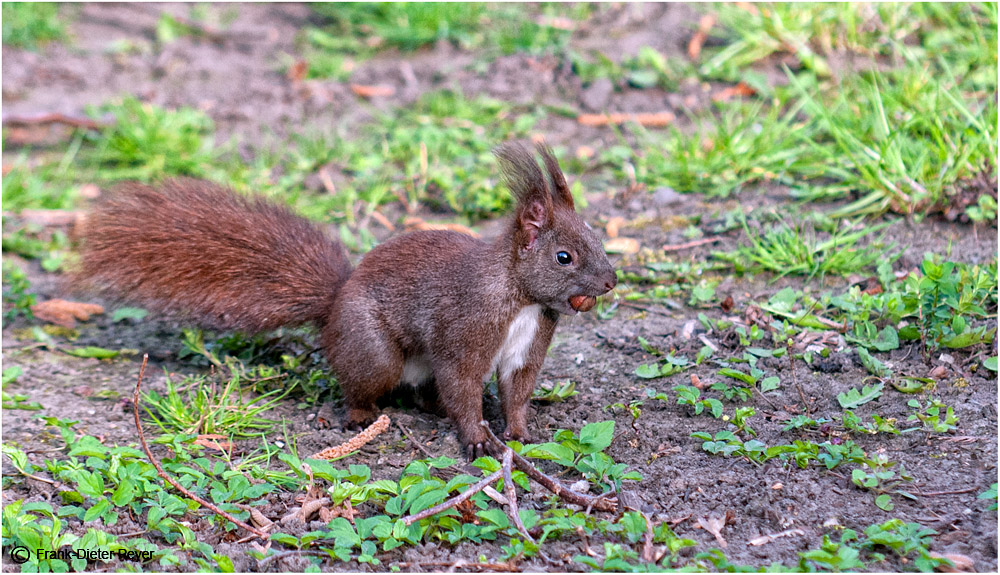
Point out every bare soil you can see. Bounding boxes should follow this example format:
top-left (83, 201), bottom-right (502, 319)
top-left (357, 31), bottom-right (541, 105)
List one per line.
top-left (3, 3), bottom-right (997, 573)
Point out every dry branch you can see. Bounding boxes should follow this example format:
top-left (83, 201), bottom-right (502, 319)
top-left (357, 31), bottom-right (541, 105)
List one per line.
top-left (480, 421), bottom-right (617, 513)
top-left (132, 355), bottom-right (270, 540)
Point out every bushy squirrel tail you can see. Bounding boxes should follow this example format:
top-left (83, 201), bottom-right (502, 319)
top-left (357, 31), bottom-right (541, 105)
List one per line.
top-left (77, 178), bottom-right (352, 333)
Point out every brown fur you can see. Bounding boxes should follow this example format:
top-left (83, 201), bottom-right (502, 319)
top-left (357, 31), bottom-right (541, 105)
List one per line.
top-left (77, 143), bottom-right (617, 458)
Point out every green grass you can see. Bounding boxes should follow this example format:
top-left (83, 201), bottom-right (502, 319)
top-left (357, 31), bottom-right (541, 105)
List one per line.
top-left (301, 3), bottom-right (584, 80)
top-left (2, 2), bottom-right (65, 49)
top-left (89, 96), bottom-right (219, 181)
top-left (594, 3), bottom-right (997, 219)
top-left (716, 213), bottom-right (896, 278)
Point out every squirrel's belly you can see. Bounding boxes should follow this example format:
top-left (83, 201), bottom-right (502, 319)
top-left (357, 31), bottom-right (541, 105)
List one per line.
top-left (491, 304), bottom-right (542, 382)
top-left (401, 355), bottom-right (434, 386)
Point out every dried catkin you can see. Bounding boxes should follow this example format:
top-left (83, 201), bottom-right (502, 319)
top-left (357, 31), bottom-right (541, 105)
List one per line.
top-left (309, 414), bottom-right (391, 460)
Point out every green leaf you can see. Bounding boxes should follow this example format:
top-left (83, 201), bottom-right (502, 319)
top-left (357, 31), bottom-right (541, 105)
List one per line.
top-left (112, 307), bottom-right (148, 323)
top-left (875, 494), bottom-right (894, 511)
top-left (579, 421), bottom-right (615, 454)
top-left (873, 326), bottom-right (899, 351)
top-left (65, 346), bottom-right (120, 359)
top-left (837, 382), bottom-right (884, 409)
top-left (111, 481), bottom-right (135, 506)
top-left (760, 377), bottom-right (780, 392)
top-left (83, 499), bottom-right (111, 522)
top-left (718, 368), bottom-right (755, 385)
top-left (857, 347), bottom-right (892, 378)
top-left (634, 363), bottom-right (661, 379)
top-left (985, 357), bottom-right (998, 372)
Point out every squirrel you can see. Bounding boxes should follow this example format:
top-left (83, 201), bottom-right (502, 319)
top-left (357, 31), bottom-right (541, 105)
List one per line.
top-left (78, 141), bottom-right (617, 458)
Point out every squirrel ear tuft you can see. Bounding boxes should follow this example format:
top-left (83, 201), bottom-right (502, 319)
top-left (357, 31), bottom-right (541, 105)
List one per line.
top-left (535, 142), bottom-right (574, 209)
top-left (495, 141), bottom-right (554, 248)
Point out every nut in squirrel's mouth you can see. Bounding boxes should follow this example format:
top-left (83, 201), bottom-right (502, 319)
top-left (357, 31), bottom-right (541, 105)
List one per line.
top-left (568, 295), bottom-right (598, 312)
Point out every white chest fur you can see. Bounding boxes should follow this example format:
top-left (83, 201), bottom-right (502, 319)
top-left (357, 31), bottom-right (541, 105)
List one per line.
top-left (492, 304), bottom-right (542, 382)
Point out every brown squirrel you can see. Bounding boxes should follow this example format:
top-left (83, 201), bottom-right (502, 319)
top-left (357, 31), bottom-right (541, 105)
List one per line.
top-left (78, 141), bottom-right (617, 458)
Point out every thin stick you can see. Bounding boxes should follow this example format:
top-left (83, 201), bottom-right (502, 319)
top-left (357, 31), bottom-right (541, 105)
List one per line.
top-left (397, 420), bottom-right (443, 461)
top-left (402, 468), bottom-right (504, 526)
top-left (662, 237), bottom-right (720, 252)
top-left (2, 113), bottom-right (106, 131)
top-left (393, 561), bottom-right (519, 572)
top-left (917, 487), bottom-right (980, 496)
top-left (132, 355), bottom-right (269, 540)
top-left (480, 422), bottom-right (616, 513)
top-left (640, 512), bottom-right (655, 563)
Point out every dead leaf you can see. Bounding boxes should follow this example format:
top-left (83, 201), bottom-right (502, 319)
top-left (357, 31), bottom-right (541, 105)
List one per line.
top-left (193, 434), bottom-right (232, 452)
top-left (287, 60), bottom-right (308, 84)
top-left (929, 365), bottom-right (948, 379)
top-left (712, 82), bottom-right (757, 102)
top-left (720, 295), bottom-right (735, 313)
top-left (15, 209), bottom-right (85, 227)
top-left (604, 237), bottom-right (640, 254)
top-left (688, 14), bottom-right (716, 60)
top-left (696, 514), bottom-right (728, 547)
top-left (31, 299), bottom-right (104, 328)
top-left (404, 217), bottom-right (479, 237)
top-left (606, 216), bottom-right (626, 239)
top-left (931, 552), bottom-right (975, 572)
top-left (577, 112), bottom-right (675, 127)
top-left (350, 84), bottom-right (396, 98)
top-left (748, 528), bottom-right (804, 546)
top-left (690, 374), bottom-right (705, 389)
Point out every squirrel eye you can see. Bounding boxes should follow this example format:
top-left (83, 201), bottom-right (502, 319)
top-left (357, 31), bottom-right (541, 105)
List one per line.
top-left (556, 251), bottom-right (573, 265)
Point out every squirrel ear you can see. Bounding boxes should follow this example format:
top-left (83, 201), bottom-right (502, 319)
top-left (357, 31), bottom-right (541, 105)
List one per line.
top-left (535, 143), bottom-right (574, 209)
top-left (518, 198), bottom-right (550, 250)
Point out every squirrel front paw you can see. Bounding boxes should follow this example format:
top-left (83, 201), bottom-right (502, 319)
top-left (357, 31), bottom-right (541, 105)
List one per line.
top-left (502, 425), bottom-right (533, 444)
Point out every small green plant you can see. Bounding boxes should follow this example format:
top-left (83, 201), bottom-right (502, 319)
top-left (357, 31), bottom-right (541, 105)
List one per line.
top-left (634, 353), bottom-right (690, 379)
top-left (521, 421), bottom-right (641, 491)
top-left (532, 380), bottom-right (578, 403)
top-left (850, 453), bottom-right (915, 511)
top-left (90, 97), bottom-right (218, 181)
top-left (671, 385), bottom-right (723, 418)
top-left (142, 371), bottom-right (292, 438)
top-left (716, 213), bottom-right (894, 279)
top-left (2, 260), bottom-right (36, 321)
top-left (2, 366), bottom-right (42, 410)
top-left (842, 410), bottom-right (901, 435)
top-left (978, 483), bottom-right (998, 511)
top-left (837, 381), bottom-right (884, 409)
top-left (731, 406), bottom-right (757, 437)
top-left (907, 397), bottom-right (959, 432)
top-left (2, 2), bottom-right (65, 49)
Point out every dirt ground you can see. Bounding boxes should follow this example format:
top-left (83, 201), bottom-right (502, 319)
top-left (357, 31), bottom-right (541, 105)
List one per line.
top-left (3, 3), bottom-right (997, 573)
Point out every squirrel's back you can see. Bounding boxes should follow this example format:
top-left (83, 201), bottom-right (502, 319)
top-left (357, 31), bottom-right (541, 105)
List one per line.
top-left (77, 178), bottom-right (352, 333)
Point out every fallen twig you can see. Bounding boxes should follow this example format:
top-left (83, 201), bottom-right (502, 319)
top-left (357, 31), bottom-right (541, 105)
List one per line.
top-left (132, 355), bottom-right (269, 540)
top-left (309, 414), bottom-right (390, 460)
top-left (402, 468), bottom-right (504, 526)
top-left (2, 113), bottom-right (107, 131)
top-left (687, 13), bottom-right (716, 60)
top-left (662, 237), bottom-right (720, 252)
top-left (640, 511), bottom-right (655, 563)
top-left (916, 487), bottom-right (980, 497)
top-left (393, 561), bottom-right (519, 572)
top-left (577, 112), bottom-right (675, 127)
top-left (481, 421), bottom-right (617, 512)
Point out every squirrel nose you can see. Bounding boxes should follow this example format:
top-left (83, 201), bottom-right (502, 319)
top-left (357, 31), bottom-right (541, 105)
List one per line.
top-left (604, 273), bottom-right (617, 292)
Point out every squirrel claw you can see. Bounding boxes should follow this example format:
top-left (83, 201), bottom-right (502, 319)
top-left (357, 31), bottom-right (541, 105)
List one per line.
top-left (465, 442), bottom-right (486, 460)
